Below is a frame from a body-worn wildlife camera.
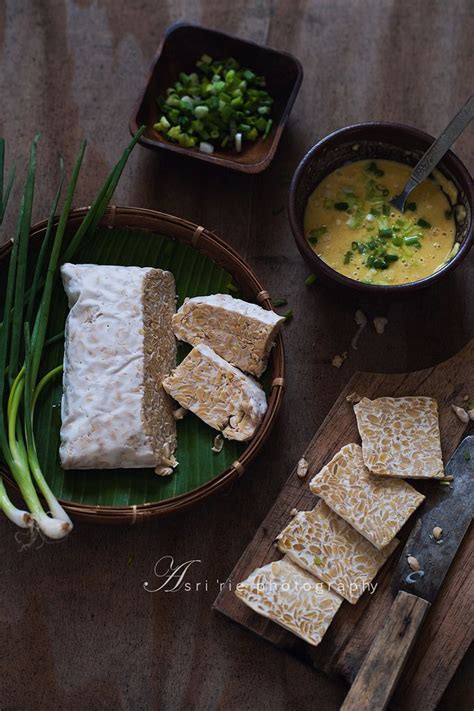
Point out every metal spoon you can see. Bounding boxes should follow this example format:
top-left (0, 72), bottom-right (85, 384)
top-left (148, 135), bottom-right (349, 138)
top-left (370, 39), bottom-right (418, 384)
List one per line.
top-left (390, 95), bottom-right (474, 213)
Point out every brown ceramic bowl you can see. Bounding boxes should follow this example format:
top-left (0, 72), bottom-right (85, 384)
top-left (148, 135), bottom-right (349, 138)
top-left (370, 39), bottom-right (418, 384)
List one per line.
top-left (289, 122), bottom-right (473, 294)
top-left (130, 22), bottom-right (303, 173)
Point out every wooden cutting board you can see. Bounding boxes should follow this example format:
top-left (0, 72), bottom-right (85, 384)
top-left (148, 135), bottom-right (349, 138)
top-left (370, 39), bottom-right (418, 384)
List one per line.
top-left (214, 340), bottom-right (474, 711)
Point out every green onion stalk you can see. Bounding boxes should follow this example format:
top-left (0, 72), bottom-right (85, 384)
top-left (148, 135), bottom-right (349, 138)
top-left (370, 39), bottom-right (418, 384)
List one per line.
top-left (0, 127), bottom-right (145, 540)
top-left (0, 139), bottom-right (30, 528)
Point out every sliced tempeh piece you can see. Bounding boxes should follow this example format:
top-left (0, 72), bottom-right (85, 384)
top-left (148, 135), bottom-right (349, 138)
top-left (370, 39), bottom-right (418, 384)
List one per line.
top-left (309, 443), bottom-right (425, 550)
top-left (276, 501), bottom-right (399, 603)
top-left (172, 294), bottom-right (284, 377)
top-left (162, 343), bottom-right (267, 441)
top-left (235, 556), bottom-right (343, 646)
top-left (60, 264), bottom-right (176, 472)
top-left (354, 396), bottom-right (445, 479)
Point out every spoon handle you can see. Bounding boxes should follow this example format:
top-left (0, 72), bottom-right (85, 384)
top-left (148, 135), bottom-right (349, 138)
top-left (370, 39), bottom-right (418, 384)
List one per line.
top-left (410, 95), bottom-right (474, 186)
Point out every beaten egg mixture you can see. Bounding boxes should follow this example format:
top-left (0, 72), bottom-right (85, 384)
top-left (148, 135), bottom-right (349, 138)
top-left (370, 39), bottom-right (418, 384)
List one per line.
top-left (304, 159), bottom-right (456, 285)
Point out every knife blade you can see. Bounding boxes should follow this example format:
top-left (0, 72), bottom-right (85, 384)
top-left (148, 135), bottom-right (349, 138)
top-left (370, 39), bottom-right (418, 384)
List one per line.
top-left (341, 435), bottom-right (474, 711)
top-left (393, 434), bottom-right (474, 602)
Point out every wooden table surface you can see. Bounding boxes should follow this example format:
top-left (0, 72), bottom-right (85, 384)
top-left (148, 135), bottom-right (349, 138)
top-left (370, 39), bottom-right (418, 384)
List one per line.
top-left (0, 1), bottom-right (472, 709)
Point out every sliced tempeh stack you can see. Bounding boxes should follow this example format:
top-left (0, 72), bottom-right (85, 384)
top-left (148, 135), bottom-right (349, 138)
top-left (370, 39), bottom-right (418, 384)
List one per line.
top-left (276, 501), bottom-right (399, 604)
top-left (309, 443), bottom-right (425, 550)
top-left (162, 343), bottom-right (267, 441)
top-left (235, 441), bottom-right (422, 644)
top-left (60, 264), bottom-right (177, 473)
top-left (172, 294), bottom-right (285, 377)
top-left (354, 396), bottom-right (445, 479)
top-left (235, 557), bottom-right (343, 646)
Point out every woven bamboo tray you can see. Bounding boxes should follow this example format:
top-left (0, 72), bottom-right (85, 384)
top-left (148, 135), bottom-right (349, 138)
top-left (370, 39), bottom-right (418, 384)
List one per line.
top-left (0, 206), bottom-right (285, 524)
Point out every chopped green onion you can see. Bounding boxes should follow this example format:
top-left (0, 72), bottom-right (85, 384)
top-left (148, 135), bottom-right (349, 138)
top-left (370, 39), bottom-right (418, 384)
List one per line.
top-left (308, 225), bottom-right (327, 243)
top-left (417, 218), bottom-right (431, 229)
top-left (444, 209), bottom-right (453, 219)
top-left (154, 115), bottom-right (170, 131)
top-left (464, 450), bottom-right (471, 461)
top-left (154, 55), bottom-right (273, 151)
top-left (334, 202), bottom-right (349, 211)
top-left (382, 203), bottom-right (391, 216)
top-left (385, 254), bottom-right (399, 262)
top-left (404, 236), bottom-right (421, 247)
top-left (284, 310), bottom-right (293, 321)
top-left (406, 202), bottom-right (417, 211)
top-left (272, 298), bottom-right (288, 307)
top-left (179, 96), bottom-right (193, 111)
top-left (305, 273), bottom-right (317, 286)
top-left (263, 118), bottom-right (273, 140)
top-left (194, 105), bottom-right (209, 119)
top-left (346, 214), bottom-right (364, 229)
top-left (379, 227), bottom-right (393, 238)
top-left (343, 251), bottom-right (353, 264)
top-left (366, 254), bottom-right (388, 270)
top-left (367, 161), bottom-right (384, 177)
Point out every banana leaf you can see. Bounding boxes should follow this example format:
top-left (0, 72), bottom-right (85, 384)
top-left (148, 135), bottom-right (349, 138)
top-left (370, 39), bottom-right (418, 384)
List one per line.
top-left (33, 226), bottom-right (246, 506)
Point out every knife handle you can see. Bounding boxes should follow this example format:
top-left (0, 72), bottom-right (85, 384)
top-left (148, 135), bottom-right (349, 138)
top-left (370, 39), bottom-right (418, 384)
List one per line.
top-left (340, 591), bottom-right (431, 711)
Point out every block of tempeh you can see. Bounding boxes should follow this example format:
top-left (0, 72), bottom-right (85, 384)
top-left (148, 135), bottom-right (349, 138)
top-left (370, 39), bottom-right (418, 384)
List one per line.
top-left (60, 264), bottom-right (177, 473)
top-left (162, 343), bottom-right (267, 441)
top-left (172, 294), bottom-right (284, 376)
top-left (235, 557), bottom-right (343, 646)
top-left (309, 444), bottom-right (425, 549)
top-left (354, 396), bottom-right (444, 479)
top-left (276, 501), bottom-right (399, 603)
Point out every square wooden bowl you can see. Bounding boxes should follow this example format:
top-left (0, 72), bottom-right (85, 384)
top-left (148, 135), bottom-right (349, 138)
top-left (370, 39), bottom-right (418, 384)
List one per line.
top-left (130, 22), bottom-right (303, 173)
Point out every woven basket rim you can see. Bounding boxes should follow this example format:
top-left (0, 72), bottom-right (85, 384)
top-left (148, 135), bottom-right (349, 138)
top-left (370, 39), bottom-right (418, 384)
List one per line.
top-left (0, 205), bottom-right (285, 524)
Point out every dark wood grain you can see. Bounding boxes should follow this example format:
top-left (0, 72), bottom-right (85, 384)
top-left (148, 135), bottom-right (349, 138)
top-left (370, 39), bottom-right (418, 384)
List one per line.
top-left (341, 592), bottom-right (431, 711)
top-left (0, 1), bottom-right (473, 710)
top-left (214, 342), bottom-right (474, 709)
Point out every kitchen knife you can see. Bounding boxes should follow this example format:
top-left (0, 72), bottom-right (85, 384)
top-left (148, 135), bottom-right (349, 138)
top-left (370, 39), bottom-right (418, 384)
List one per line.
top-left (341, 435), bottom-right (474, 711)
